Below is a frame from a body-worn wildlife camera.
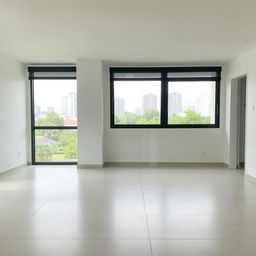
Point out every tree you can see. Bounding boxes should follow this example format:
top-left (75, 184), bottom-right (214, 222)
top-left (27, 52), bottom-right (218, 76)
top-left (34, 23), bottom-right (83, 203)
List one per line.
top-left (143, 109), bottom-right (160, 121)
top-left (36, 112), bottom-right (65, 141)
top-left (36, 144), bottom-right (56, 161)
top-left (59, 130), bottom-right (78, 159)
top-left (115, 109), bottom-right (210, 125)
top-left (168, 109), bottom-right (210, 124)
top-left (63, 142), bottom-right (77, 159)
top-left (123, 112), bottom-right (141, 124)
top-left (36, 112), bottom-right (64, 126)
top-left (115, 115), bottom-right (122, 124)
top-left (115, 110), bottom-right (160, 124)
top-left (35, 112), bottom-right (78, 161)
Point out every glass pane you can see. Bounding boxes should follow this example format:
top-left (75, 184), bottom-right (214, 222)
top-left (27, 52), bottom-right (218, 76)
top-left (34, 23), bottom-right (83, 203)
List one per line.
top-left (114, 73), bottom-right (161, 79)
top-left (168, 81), bottom-right (216, 124)
top-left (34, 80), bottom-right (77, 126)
top-left (114, 81), bottom-right (161, 124)
top-left (168, 72), bottom-right (216, 78)
top-left (35, 129), bottom-right (77, 162)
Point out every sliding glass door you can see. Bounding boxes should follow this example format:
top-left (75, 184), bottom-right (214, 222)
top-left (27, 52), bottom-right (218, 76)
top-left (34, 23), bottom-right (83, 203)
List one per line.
top-left (29, 67), bottom-right (77, 164)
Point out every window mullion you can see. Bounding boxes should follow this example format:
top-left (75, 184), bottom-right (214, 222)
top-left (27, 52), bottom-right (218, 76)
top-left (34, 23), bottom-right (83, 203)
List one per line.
top-left (161, 72), bottom-right (168, 126)
top-left (215, 79), bottom-right (220, 127)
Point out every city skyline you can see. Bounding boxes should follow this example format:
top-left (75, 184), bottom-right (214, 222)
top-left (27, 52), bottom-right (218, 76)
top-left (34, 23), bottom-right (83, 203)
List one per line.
top-left (115, 91), bottom-right (213, 118)
top-left (114, 81), bottom-right (215, 121)
top-left (34, 80), bottom-right (77, 123)
top-left (34, 80), bottom-right (77, 114)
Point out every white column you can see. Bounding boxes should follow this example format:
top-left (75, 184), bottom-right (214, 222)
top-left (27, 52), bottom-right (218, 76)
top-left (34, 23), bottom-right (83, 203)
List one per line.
top-left (77, 59), bottom-right (103, 167)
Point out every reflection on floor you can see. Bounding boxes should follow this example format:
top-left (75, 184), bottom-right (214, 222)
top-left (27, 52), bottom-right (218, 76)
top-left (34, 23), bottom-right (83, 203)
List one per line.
top-left (0, 164), bottom-right (255, 255)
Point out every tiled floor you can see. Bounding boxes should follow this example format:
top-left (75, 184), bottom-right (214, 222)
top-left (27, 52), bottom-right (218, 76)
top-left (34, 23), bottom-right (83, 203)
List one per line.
top-left (0, 164), bottom-right (255, 255)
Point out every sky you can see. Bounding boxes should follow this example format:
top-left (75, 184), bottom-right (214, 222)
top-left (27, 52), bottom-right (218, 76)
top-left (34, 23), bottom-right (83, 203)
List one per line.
top-left (34, 80), bottom-right (77, 112)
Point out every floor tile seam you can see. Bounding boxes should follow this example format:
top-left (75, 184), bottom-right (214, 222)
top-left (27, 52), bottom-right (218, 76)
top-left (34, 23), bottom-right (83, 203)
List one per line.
top-left (0, 237), bottom-right (151, 240)
top-left (0, 236), bottom-right (152, 239)
top-left (138, 169), bottom-right (154, 256)
top-left (9, 192), bottom-right (58, 234)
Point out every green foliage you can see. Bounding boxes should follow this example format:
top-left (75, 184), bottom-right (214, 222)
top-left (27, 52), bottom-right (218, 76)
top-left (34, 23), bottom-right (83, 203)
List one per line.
top-left (144, 109), bottom-right (160, 122)
top-left (36, 112), bottom-right (65, 140)
top-left (115, 109), bottom-right (210, 125)
top-left (115, 115), bottom-right (122, 124)
top-left (121, 113), bottom-right (141, 124)
top-left (115, 109), bottom-right (160, 124)
top-left (36, 144), bottom-right (56, 161)
top-left (63, 142), bottom-right (77, 159)
top-left (35, 112), bottom-right (77, 162)
top-left (168, 109), bottom-right (210, 124)
top-left (36, 129), bottom-right (60, 141)
top-left (36, 112), bottom-right (64, 126)
top-left (59, 130), bottom-right (78, 159)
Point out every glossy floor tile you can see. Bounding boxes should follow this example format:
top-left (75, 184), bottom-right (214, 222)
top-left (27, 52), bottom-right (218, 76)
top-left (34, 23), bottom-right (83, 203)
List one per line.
top-left (0, 164), bottom-right (255, 255)
top-left (151, 239), bottom-right (256, 256)
top-left (13, 213), bottom-right (149, 238)
top-left (0, 239), bottom-right (151, 256)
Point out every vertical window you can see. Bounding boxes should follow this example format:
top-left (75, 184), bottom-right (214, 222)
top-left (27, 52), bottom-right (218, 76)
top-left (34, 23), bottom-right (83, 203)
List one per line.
top-left (110, 67), bottom-right (221, 128)
top-left (29, 67), bottom-right (77, 164)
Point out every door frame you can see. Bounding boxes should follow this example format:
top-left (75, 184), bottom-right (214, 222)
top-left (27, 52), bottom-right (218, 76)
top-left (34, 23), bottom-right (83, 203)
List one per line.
top-left (229, 75), bottom-right (247, 169)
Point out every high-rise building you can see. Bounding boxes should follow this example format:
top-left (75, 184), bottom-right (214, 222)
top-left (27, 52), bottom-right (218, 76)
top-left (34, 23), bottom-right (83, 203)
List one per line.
top-left (142, 94), bottom-right (157, 113)
top-left (194, 93), bottom-right (210, 117)
top-left (168, 92), bottom-right (182, 115)
top-left (60, 92), bottom-right (77, 120)
top-left (69, 92), bottom-right (77, 120)
top-left (114, 97), bottom-right (125, 117)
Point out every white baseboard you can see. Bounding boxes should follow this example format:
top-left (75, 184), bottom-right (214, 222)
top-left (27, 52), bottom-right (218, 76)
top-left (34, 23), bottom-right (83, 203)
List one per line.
top-left (0, 162), bottom-right (27, 175)
top-left (245, 173), bottom-right (256, 184)
top-left (104, 162), bottom-right (227, 167)
top-left (77, 164), bottom-right (104, 169)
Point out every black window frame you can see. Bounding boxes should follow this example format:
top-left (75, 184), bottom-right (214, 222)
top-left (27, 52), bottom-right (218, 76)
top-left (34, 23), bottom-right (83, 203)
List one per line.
top-left (110, 66), bottom-right (221, 129)
top-left (29, 66), bottom-right (77, 165)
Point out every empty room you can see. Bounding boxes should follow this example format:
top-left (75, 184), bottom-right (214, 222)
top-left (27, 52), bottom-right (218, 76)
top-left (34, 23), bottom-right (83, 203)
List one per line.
top-left (1, 0), bottom-right (256, 255)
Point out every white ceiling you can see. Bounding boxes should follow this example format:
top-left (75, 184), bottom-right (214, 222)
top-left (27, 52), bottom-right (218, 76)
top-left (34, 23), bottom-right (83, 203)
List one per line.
top-left (0, 0), bottom-right (256, 64)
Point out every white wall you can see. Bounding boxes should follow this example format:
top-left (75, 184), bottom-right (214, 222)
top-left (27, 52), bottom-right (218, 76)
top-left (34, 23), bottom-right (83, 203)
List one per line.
top-left (0, 52), bottom-right (27, 172)
top-left (226, 47), bottom-right (256, 178)
top-left (103, 63), bottom-right (228, 163)
top-left (77, 59), bottom-right (104, 166)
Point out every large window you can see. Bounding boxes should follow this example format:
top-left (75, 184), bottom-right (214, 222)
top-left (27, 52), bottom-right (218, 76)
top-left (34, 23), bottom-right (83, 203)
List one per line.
top-left (110, 67), bottom-right (221, 128)
top-left (29, 67), bottom-right (77, 164)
